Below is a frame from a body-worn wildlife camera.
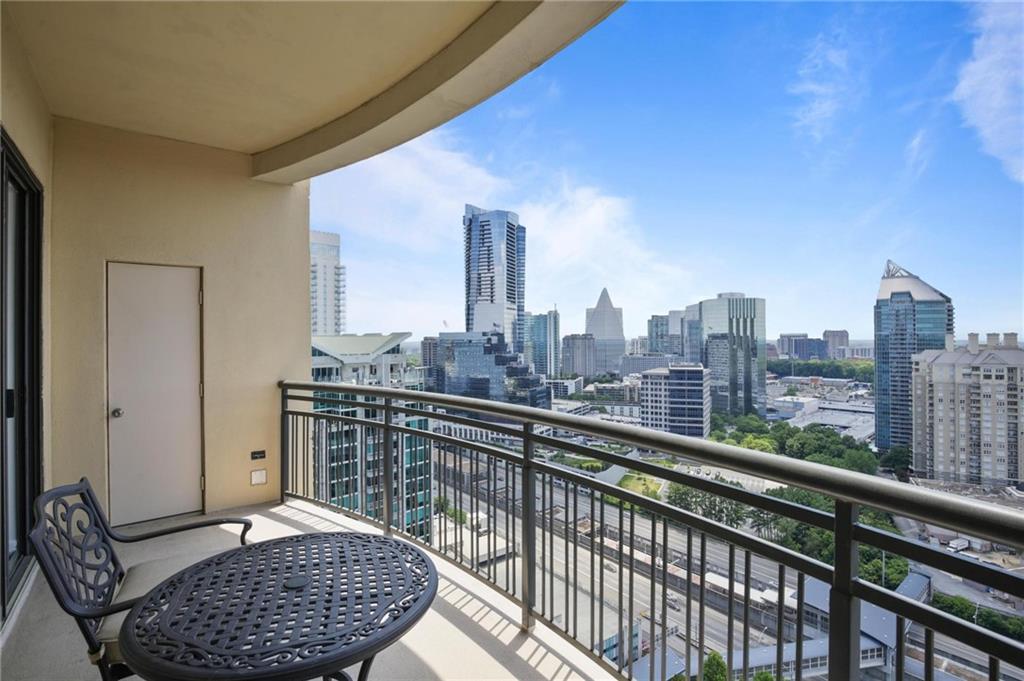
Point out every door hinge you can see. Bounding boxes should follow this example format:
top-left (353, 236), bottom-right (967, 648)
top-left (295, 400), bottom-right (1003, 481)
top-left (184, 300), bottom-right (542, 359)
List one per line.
top-left (199, 382), bottom-right (204, 398)
top-left (198, 290), bottom-right (203, 305)
top-left (201, 475), bottom-right (206, 491)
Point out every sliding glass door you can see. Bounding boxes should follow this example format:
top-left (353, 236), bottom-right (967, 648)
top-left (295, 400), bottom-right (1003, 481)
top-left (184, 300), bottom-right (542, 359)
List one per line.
top-left (1, 129), bottom-right (42, 620)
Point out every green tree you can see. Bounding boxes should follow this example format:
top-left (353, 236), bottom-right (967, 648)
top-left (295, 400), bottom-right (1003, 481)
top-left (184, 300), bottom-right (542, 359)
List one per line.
top-left (784, 385), bottom-right (799, 396)
top-left (702, 651), bottom-right (728, 681)
top-left (739, 433), bottom-right (777, 453)
top-left (880, 446), bottom-right (912, 475)
top-left (734, 414), bottom-right (769, 435)
top-left (754, 672), bottom-right (775, 681)
top-left (666, 476), bottom-right (748, 528)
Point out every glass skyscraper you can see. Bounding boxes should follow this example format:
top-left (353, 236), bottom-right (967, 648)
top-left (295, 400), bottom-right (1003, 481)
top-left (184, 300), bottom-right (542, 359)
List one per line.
top-left (525, 309), bottom-right (561, 378)
top-left (874, 260), bottom-right (954, 452)
top-left (696, 293), bottom-right (767, 416)
top-left (437, 331), bottom-right (550, 409)
top-left (463, 204), bottom-right (526, 352)
top-left (586, 288), bottom-right (626, 375)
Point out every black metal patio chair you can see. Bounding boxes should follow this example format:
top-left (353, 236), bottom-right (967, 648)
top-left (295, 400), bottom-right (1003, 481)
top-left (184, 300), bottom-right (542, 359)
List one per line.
top-left (28, 477), bottom-right (252, 681)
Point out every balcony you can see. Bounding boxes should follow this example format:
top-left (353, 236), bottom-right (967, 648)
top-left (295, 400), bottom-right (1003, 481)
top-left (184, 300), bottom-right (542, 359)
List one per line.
top-left (3, 381), bottom-right (1023, 680)
top-left (272, 381), bottom-right (1023, 680)
top-left (2, 497), bottom-right (614, 681)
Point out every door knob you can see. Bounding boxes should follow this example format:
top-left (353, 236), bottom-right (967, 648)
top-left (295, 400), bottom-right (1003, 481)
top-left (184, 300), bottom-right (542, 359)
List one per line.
top-left (111, 408), bottom-right (125, 418)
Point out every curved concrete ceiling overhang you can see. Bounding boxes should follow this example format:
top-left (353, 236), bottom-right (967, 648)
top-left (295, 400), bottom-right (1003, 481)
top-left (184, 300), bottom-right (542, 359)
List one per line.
top-left (253, 1), bottom-right (620, 183)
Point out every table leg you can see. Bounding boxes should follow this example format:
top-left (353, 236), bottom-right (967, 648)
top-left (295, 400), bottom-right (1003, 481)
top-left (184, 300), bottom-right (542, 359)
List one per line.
top-left (323, 655), bottom-right (376, 681)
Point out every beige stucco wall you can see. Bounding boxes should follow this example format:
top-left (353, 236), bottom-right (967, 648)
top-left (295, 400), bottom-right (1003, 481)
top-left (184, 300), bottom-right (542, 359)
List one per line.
top-left (2, 5), bottom-right (54, 487)
top-left (49, 118), bottom-right (310, 513)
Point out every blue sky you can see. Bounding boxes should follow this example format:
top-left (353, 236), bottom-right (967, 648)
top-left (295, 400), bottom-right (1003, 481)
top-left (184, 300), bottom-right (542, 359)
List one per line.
top-left (311, 2), bottom-right (1023, 341)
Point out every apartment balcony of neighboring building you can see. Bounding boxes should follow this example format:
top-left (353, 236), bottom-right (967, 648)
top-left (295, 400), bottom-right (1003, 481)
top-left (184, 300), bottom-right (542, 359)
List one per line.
top-left (2, 4), bottom-right (1023, 681)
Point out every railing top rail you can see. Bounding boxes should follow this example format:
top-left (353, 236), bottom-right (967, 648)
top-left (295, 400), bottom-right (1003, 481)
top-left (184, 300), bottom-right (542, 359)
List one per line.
top-left (280, 380), bottom-right (1024, 548)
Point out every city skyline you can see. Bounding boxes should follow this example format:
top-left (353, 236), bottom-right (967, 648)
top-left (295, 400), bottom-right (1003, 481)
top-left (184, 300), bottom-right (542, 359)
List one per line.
top-left (310, 2), bottom-right (1022, 340)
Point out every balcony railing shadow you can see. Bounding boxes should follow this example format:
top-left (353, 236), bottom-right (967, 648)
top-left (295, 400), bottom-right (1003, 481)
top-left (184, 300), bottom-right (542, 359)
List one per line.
top-left (2, 497), bottom-right (616, 681)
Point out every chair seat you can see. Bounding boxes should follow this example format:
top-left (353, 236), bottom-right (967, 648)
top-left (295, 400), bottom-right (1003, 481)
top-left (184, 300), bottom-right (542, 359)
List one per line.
top-left (97, 550), bottom-right (222, 663)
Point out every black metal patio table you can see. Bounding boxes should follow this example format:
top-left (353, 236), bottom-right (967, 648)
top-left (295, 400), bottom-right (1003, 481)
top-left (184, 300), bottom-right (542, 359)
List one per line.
top-left (119, 532), bottom-right (438, 681)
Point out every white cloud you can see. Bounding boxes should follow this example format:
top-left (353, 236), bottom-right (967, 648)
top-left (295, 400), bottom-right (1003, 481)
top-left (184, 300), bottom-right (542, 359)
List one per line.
top-left (903, 128), bottom-right (931, 180)
top-left (310, 130), bottom-right (508, 252)
top-left (952, 2), bottom-right (1024, 183)
top-left (312, 132), bottom-right (694, 339)
top-left (518, 179), bottom-right (693, 335)
top-left (789, 30), bottom-right (863, 142)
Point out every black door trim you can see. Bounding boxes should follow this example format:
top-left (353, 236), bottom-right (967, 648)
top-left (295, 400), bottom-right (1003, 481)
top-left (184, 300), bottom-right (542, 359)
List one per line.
top-left (0, 126), bottom-right (44, 622)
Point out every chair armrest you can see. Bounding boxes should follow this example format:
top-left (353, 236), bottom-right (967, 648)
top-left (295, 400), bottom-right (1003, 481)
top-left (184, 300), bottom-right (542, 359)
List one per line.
top-left (109, 517), bottom-right (252, 545)
top-left (59, 595), bottom-right (141, 621)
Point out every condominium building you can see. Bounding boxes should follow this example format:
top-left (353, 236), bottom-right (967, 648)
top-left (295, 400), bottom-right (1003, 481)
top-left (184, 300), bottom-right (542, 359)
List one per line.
top-left (437, 331), bottom-right (549, 409)
top-left (648, 315), bottom-right (669, 353)
top-left (310, 230), bottom-right (347, 335)
top-left (546, 377), bottom-right (584, 399)
top-left (640, 365), bottom-right (711, 438)
top-left (792, 337), bottom-right (829, 361)
top-left (682, 304), bottom-right (703, 364)
top-left (875, 260), bottom-right (954, 452)
top-left (563, 333), bottom-right (597, 379)
top-left (620, 353), bottom-right (684, 376)
top-left (310, 333), bottom-right (430, 535)
top-left (778, 333), bottom-right (808, 358)
top-left (464, 204), bottom-right (525, 351)
top-left (586, 288), bottom-right (626, 375)
top-left (525, 309), bottom-right (561, 378)
top-left (629, 336), bottom-right (650, 355)
top-left (421, 335), bottom-right (440, 391)
top-left (696, 293), bottom-right (767, 416)
top-left (823, 329), bottom-right (850, 359)
top-left (912, 333), bottom-right (1021, 487)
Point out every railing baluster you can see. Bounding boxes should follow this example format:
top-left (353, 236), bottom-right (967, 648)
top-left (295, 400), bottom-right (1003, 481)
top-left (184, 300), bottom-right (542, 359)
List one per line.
top-left (627, 507), bottom-right (635, 681)
top-left (280, 387), bottom-right (289, 501)
top-left (776, 564), bottom-right (785, 681)
top-left (649, 515), bottom-right (657, 681)
top-left (698, 532), bottom-right (706, 680)
top-left (660, 519), bottom-right (668, 681)
top-left (590, 488), bottom-right (596, 653)
top-left (685, 527), bottom-right (693, 679)
top-left (548, 473), bottom-right (555, 620)
top-left (743, 549), bottom-right (751, 680)
top-left (925, 627), bottom-right (934, 681)
top-left (520, 422), bottom-right (535, 630)
top-left (829, 501), bottom-right (860, 680)
top-left (895, 615), bottom-right (905, 681)
top-left (796, 572), bottom-right (805, 681)
top-left (727, 543), bottom-right (735, 674)
top-left (989, 656), bottom-right (1000, 681)
top-left (565, 480), bottom-right (570, 633)
top-left (599, 493), bottom-right (606, 658)
top-left (617, 502), bottom-right (624, 674)
top-left (572, 481), bottom-right (579, 640)
top-left (381, 397), bottom-right (394, 535)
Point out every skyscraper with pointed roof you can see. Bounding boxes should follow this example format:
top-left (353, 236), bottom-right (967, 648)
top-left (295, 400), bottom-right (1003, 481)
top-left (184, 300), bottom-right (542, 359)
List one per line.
top-left (874, 260), bottom-right (954, 452)
top-left (585, 288), bottom-right (626, 375)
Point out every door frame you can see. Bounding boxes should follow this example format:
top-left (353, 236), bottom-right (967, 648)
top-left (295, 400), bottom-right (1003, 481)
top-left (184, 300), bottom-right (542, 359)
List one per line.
top-left (0, 127), bottom-right (43, 621)
top-left (104, 260), bottom-right (206, 523)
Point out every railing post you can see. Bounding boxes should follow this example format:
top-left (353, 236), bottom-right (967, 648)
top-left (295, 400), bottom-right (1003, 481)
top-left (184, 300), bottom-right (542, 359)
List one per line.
top-left (829, 500), bottom-right (860, 679)
top-left (382, 397), bottom-right (395, 536)
top-left (280, 385), bottom-right (289, 503)
top-left (521, 421), bottom-right (536, 631)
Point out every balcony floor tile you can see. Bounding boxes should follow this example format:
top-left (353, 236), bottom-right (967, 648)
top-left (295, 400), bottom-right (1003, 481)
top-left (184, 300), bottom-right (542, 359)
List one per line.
top-left (1, 499), bottom-right (615, 681)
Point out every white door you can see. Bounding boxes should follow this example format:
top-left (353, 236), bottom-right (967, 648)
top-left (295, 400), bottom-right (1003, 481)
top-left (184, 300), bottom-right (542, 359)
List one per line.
top-left (108, 263), bottom-right (202, 525)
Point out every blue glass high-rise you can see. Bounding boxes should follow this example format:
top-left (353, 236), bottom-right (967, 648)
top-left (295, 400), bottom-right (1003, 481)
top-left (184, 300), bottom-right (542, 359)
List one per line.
top-left (874, 261), bottom-right (954, 452)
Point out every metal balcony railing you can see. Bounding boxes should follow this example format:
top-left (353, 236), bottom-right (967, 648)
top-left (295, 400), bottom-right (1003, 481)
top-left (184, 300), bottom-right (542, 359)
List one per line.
top-left (279, 380), bottom-right (1024, 681)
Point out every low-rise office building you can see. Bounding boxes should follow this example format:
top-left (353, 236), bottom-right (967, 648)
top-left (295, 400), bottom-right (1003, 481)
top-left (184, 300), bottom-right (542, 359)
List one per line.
top-left (640, 365), bottom-right (711, 438)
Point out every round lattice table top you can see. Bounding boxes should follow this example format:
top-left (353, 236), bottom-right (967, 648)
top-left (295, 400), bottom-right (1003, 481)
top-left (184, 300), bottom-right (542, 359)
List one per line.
top-left (119, 532), bottom-right (438, 681)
